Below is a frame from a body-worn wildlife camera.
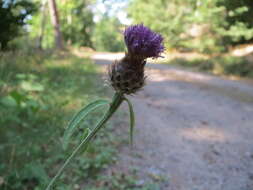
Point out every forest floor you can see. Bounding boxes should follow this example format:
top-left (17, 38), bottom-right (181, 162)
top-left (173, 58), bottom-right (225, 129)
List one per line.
top-left (92, 52), bottom-right (253, 190)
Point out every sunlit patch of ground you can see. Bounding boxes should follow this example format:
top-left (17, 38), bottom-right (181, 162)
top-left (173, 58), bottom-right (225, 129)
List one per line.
top-left (231, 44), bottom-right (253, 57)
top-left (180, 126), bottom-right (230, 142)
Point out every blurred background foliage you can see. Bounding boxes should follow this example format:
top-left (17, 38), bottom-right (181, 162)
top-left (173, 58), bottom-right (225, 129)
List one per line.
top-left (0, 0), bottom-right (37, 50)
top-left (29, 0), bottom-right (95, 49)
top-left (1, 0), bottom-right (253, 189)
top-left (92, 16), bottom-right (125, 52)
top-left (1, 0), bottom-right (253, 53)
top-left (0, 0), bottom-right (125, 51)
top-left (129, 0), bottom-right (253, 53)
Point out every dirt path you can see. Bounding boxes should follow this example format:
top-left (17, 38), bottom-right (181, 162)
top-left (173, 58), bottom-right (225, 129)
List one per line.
top-left (93, 53), bottom-right (253, 190)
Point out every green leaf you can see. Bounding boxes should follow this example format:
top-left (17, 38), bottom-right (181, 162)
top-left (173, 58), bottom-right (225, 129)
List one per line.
top-left (10, 90), bottom-right (26, 104)
top-left (0, 80), bottom-right (5, 87)
top-left (63, 99), bottom-right (109, 150)
top-left (21, 81), bottom-right (44, 92)
top-left (23, 162), bottom-right (49, 184)
top-left (79, 128), bottom-right (92, 154)
top-left (16, 73), bottom-right (27, 80)
top-left (0, 96), bottom-right (18, 107)
top-left (81, 128), bottom-right (91, 140)
top-left (124, 97), bottom-right (135, 146)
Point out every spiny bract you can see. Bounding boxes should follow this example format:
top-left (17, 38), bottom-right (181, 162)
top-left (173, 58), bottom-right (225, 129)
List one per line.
top-left (109, 55), bottom-right (146, 94)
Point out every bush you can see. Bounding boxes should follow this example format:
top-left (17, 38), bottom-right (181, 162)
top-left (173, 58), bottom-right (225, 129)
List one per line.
top-left (0, 0), bottom-right (36, 50)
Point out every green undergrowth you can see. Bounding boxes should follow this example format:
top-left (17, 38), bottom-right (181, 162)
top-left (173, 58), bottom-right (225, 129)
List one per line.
top-left (164, 55), bottom-right (253, 78)
top-left (0, 51), bottom-right (157, 190)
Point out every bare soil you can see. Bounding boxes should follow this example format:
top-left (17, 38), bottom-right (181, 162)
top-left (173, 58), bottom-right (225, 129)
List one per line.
top-left (93, 53), bottom-right (253, 190)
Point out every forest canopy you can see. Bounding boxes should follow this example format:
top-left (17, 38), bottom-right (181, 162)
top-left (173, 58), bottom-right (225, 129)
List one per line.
top-left (0, 0), bottom-right (253, 52)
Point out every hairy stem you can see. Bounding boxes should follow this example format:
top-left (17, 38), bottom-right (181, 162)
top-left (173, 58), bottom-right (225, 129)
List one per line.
top-left (46, 92), bottom-right (124, 190)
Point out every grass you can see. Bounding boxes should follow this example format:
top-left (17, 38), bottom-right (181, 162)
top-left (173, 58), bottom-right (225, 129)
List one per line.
top-left (0, 51), bottom-right (111, 189)
top-left (163, 55), bottom-right (253, 78)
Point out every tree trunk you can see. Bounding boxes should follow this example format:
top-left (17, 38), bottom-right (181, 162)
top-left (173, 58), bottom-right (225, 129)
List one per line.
top-left (48, 0), bottom-right (63, 49)
top-left (0, 40), bottom-right (8, 51)
top-left (37, 0), bottom-right (47, 49)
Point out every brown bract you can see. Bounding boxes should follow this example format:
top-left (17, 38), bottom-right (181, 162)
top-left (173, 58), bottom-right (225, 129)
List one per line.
top-left (108, 55), bottom-right (146, 95)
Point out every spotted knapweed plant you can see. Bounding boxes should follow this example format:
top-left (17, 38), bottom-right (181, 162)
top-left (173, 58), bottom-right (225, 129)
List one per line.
top-left (46, 24), bottom-right (164, 189)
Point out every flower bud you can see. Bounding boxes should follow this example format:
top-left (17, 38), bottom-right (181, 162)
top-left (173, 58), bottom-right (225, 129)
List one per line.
top-left (109, 54), bottom-right (146, 94)
top-left (109, 24), bottom-right (164, 94)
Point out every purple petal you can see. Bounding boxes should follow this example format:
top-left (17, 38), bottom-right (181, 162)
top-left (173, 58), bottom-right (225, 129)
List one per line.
top-left (124, 24), bottom-right (164, 59)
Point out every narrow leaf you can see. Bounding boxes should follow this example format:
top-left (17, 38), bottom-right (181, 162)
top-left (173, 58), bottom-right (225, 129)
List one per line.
top-left (124, 97), bottom-right (135, 146)
top-left (63, 99), bottom-right (109, 149)
top-left (79, 128), bottom-right (92, 154)
top-left (81, 128), bottom-right (91, 141)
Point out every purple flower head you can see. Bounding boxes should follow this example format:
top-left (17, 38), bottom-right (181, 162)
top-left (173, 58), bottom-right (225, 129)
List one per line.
top-left (124, 24), bottom-right (164, 59)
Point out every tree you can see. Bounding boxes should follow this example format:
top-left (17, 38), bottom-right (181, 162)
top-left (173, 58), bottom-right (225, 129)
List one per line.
top-left (0, 0), bottom-right (36, 50)
top-left (218, 0), bottom-right (253, 44)
top-left (92, 16), bottom-right (124, 52)
top-left (48, 0), bottom-right (63, 49)
top-left (128, 0), bottom-right (193, 49)
top-left (37, 0), bottom-right (47, 49)
top-left (60, 0), bottom-right (94, 47)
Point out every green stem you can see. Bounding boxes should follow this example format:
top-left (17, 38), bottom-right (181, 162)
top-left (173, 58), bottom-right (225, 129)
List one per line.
top-left (46, 92), bottom-right (124, 190)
